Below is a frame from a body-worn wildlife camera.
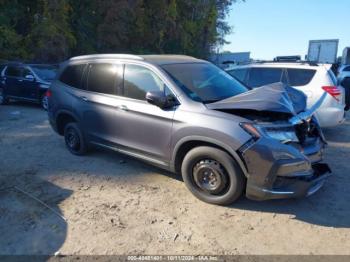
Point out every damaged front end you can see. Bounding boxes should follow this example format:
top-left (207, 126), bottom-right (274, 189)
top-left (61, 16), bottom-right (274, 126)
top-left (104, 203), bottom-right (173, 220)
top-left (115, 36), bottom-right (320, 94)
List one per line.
top-left (208, 83), bottom-right (332, 200)
top-left (238, 118), bottom-right (331, 200)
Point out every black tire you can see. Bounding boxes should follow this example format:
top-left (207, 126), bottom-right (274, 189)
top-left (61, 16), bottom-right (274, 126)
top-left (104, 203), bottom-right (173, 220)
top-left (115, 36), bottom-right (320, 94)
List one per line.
top-left (64, 122), bottom-right (88, 155)
top-left (41, 93), bottom-right (49, 110)
top-left (181, 146), bottom-right (245, 205)
top-left (0, 88), bottom-right (9, 105)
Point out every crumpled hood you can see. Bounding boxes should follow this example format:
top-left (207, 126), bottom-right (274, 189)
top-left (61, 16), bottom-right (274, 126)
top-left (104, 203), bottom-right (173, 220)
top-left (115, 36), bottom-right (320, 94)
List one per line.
top-left (206, 82), bottom-right (307, 116)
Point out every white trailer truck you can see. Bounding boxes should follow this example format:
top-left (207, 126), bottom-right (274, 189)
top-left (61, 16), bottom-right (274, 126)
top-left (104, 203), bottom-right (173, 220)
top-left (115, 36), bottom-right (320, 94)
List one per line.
top-left (307, 39), bottom-right (339, 64)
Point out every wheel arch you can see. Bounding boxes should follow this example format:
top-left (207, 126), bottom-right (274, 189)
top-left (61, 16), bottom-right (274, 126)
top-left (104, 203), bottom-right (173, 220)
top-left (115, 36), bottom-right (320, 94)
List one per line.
top-left (55, 110), bottom-right (79, 135)
top-left (171, 136), bottom-right (248, 177)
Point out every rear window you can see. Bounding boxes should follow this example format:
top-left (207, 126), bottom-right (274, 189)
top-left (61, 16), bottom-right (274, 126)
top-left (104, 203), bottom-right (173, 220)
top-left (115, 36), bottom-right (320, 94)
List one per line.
top-left (5, 66), bottom-right (22, 77)
top-left (286, 68), bottom-right (316, 86)
top-left (246, 67), bottom-right (283, 88)
top-left (87, 63), bottom-right (122, 95)
top-left (59, 64), bottom-right (86, 89)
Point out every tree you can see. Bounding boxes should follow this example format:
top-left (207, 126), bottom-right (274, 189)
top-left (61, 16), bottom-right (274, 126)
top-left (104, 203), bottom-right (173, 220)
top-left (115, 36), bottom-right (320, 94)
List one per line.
top-left (25, 0), bottom-right (76, 62)
top-left (0, 0), bottom-right (237, 62)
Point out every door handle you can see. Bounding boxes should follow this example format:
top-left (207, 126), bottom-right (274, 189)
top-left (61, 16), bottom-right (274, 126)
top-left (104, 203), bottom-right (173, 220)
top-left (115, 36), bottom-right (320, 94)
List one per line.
top-left (18, 79), bottom-right (23, 82)
top-left (117, 105), bottom-right (128, 111)
top-left (80, 96), bottom-right (88, 102)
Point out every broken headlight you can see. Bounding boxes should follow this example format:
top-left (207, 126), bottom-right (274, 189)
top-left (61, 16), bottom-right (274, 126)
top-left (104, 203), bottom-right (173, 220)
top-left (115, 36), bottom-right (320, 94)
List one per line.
top-left (240, 123), bottom-right (299, 143)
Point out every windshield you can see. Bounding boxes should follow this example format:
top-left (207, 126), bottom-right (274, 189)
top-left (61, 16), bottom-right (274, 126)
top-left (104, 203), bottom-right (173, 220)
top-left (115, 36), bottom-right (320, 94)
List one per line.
top-left (31, 65), bottom-right (58, 81)
top-left (161, 63), bottom-right (248, 103)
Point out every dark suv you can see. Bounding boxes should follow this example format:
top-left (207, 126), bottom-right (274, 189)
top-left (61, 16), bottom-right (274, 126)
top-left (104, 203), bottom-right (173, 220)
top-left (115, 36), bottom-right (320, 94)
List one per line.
top-left (0, 63), bottom-right (57, 109)
top-left (48, 54), bottom-right (331, 205)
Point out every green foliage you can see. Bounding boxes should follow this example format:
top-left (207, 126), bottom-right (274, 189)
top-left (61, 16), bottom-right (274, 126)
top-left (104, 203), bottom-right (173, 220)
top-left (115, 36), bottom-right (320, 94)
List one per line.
top-left (0, 0), bottom-right (236, 62)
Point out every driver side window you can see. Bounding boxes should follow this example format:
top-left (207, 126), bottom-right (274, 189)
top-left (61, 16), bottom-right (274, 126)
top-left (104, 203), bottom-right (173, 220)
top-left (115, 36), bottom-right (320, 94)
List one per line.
top-left (123, 64), bottom-right (165, 100)
top-left (22, 68), bottom-right (34, 79)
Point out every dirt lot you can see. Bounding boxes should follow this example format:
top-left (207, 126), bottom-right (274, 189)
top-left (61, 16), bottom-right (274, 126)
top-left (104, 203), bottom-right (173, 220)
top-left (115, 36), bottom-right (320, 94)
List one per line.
top-left (0, 103), bottom-right (349, 255)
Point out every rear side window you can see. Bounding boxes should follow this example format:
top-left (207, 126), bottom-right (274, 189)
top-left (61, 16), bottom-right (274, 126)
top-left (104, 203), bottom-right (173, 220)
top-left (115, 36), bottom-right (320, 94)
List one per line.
top-left (246, 68), bottom-right (283, 88)
top-left (123, 64), bottom-right (164, 100)
top-left (86, 63), bottom-right (122, 95)
top-left (286, 69), bottom-right (316, 86)
top-left (60, 64), bottom-right (86, 89)
top-left (228, 68), bottom-right (248, 82)
top-left (5, 66), bottom-right (22, 77)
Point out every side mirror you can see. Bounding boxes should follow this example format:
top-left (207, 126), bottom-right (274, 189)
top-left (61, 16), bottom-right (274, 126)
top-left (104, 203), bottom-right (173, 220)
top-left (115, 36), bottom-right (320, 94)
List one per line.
top-left (25, 75), bottom-right (35, 81)
top-left (146, 91), bottom-right (177, 109)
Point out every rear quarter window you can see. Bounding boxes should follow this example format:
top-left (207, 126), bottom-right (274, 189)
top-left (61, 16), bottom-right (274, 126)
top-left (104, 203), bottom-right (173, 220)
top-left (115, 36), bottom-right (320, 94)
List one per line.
top-left (59, 64), bottom-right (87, 89)
top-left (286, 68), bottom-right (316, 86)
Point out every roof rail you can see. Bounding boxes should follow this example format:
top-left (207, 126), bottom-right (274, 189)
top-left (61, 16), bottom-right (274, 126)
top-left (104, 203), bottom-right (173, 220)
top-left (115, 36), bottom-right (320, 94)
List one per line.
top-left (70, 54), bottom-right (144, 61)
top-left (274, 55), bottom-right (301, 62)
top-left (254, 60), bottom-right (319, 66)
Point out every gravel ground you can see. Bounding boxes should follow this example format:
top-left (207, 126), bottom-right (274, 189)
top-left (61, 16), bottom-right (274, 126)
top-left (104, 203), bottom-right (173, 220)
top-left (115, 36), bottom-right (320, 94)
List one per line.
top-left (0, 102), bottom-right (349, 255)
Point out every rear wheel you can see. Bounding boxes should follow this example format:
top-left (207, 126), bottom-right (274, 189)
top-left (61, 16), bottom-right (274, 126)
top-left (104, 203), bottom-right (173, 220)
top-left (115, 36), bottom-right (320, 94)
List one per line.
top-left (181, 146), bottom-right (245, 205)
top-left (0, 88), bottom-right (9, 105)
top-left (64, 122), bottom-right (88, 155)
top-left (41, 93), bottom-right (49, 110)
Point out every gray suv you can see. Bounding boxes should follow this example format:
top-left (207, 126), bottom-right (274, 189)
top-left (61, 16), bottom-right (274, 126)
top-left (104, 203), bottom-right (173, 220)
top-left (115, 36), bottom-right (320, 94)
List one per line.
top-left (48, 54), bottom-right (331, 205)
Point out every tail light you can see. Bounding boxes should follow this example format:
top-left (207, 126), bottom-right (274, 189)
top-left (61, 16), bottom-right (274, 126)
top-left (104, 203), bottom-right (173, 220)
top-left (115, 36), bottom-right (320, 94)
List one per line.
top-left (322, 86), bottom-right (341, 101)
top-left (45, 89), bottom-right (52, 97)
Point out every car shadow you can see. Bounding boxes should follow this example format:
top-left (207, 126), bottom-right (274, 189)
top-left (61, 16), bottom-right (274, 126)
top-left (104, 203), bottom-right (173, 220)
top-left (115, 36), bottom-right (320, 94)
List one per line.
top-left (93, 147), bottom-right (350, 228)
top-left (0, 173), bottom-right (72, 255)
top-left (230, 187), bottom-right (350, 228)
top-left (322, 116), bottom-right (350, 143)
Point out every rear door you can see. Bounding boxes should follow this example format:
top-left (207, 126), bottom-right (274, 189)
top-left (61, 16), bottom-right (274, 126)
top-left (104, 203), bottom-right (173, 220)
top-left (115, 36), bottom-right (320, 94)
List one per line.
top-left (3, 65), bottom-right (22, 97)
top-left (79, 62), bottom-right (123, 145)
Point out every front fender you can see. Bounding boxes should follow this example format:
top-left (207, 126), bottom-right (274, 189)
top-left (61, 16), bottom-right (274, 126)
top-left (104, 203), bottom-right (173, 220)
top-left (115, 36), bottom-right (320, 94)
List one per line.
top-left (170, 135), bottom-right (249, 177)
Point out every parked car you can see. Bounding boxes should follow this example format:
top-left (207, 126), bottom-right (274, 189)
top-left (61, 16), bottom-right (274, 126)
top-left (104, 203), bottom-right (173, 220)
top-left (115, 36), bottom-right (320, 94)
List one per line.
top-left (341, 76), bottom-right (350, 111)
top-left (226, 62), bottom-right (346, 127)
top-left (337, 64), bottom-right (350, 83)
top-left (48, 54), bottom-right (330, 205)
top-left (0, 63), bottom-right (57, 110)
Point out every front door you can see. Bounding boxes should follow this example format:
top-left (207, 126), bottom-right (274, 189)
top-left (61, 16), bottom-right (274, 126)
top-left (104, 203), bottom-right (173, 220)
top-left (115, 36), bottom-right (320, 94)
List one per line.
top-left (19, 67), bottom-right (39, 100)
top-left (112, 63), bottom-right (176, 164)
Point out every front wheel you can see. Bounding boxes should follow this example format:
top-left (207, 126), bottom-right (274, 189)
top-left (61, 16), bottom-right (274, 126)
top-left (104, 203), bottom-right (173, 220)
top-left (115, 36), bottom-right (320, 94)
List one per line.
top-left (181, 146), bottom-right (245, 205)
top-left (0, 88), bottom-right (9, 105)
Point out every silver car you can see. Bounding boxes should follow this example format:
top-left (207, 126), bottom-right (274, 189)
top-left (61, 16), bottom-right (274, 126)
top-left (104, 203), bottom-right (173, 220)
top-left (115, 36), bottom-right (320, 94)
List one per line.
top-left (48, 54), bottom-right (331, 205)
top-left (227, 62), bottom-right (346, 127)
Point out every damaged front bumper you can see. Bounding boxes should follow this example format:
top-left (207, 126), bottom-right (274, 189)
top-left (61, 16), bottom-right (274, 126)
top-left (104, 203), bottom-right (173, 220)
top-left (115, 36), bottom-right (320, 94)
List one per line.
top-left (239, 136), bottom-right (331, 201)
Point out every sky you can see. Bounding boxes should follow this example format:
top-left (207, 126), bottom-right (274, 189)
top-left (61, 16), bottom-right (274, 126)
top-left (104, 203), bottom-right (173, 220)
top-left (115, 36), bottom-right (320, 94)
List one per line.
top-left (224, 0), bottom-right (350, 60)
